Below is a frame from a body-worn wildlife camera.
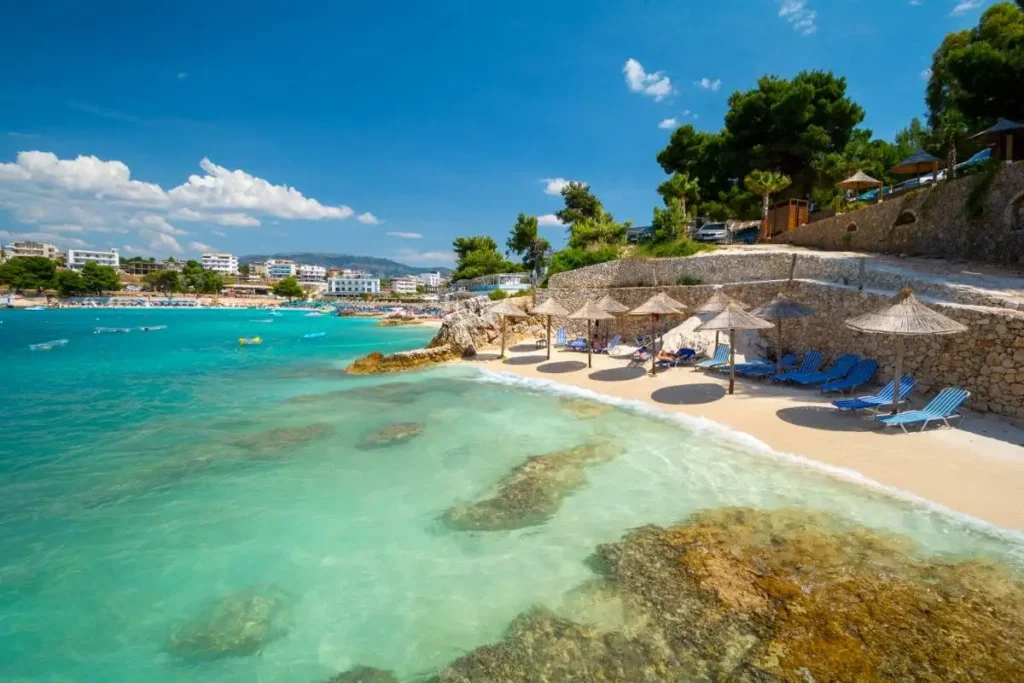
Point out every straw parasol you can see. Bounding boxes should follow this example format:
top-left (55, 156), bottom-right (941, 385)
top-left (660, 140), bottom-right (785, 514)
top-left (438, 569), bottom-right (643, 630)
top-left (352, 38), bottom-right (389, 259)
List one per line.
top-left (890, 149), bottom-right (944, 183)
top-left (695, 289), bottom-right (749, 348)
top-left (627, 292), bottom-right (687, 376)
top-left (488, 299), bottom-right (528, 358)
top-left (970, 118), bottom-right (1023, 162)
top-left (532, 297), bottom-right (569, 361)
top-left (569, 300), bottom-right (615, 368)
top-left (838, 170), bottom-right (884, 204)
top-left (594, 293), bottom-right (629, 344)
top-left (696, 304), bottom-right (774, 395)
top-left (752, 293), bottom-right (816, 374)
top-left (845, 289), bottom-right (967, 414)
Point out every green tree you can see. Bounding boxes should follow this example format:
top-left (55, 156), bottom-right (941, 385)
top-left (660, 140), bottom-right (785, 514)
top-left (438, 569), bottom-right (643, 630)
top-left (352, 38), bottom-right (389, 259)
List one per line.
top-left (506, 213), bottom-right (551, 279)
top-left (196, 270), bottom-right (224, 294)
top-left (566, 217), bottom-right (628, 250)
top-left (554, 182), bottom-right (604, 225)
top-left (0, 257), bottom-right (57, 293)
top-left (651, 198), bottom-right (686, 243)
top-left (936, 109), bottom-right (970, 180)
top-left (239, 263), bottom-right (251, 278)
top-left (180, 260), bottom-right (203, 292)
top-left (272, 276), bottom-right (305, 300)
top-left (143, 269), bottom-right (181, 293)
top-left (656, 172), bottom-right (700, 221)
top-left (80, 262), bottom-right (121, 294)
top-left (451, 235), bottom-right (520, 281)
top-left (744, 171), bottom-right (793, 225)
top-left (54, 270), bottom-right (86, 297)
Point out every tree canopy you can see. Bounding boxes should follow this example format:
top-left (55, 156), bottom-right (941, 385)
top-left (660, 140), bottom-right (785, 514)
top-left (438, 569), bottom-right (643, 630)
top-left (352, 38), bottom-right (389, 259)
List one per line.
top-left (451, 235), bottom-right (521, 281)
top-left (272, 276), bottom-right (305, 300)
top-left (0, 257), bottom-right (57, 293)
top-left (54, 270), bottom-right (86, 297)
top-left (506, 213), bottom-right (551, 278)
top-left (143, 270), bottom-right (181, 293)
top-left (80, 262), bottom-right (121, 294)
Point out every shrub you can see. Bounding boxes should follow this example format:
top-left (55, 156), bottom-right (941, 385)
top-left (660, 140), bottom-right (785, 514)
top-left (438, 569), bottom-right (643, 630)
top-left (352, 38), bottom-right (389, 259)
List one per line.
top-left (545, 246), bottom-right (620, 279)
top-left (487, 289), bottom-right (508, 301)
top-left (509, 287), bottom-right (534, 298)
top-left (635, 237), bottom-right (714, 258)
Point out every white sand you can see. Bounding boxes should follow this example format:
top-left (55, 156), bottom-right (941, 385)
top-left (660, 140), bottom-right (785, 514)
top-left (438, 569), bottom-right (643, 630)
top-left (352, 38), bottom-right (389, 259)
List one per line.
top-left (469, 346), bottom-right (1024, 530)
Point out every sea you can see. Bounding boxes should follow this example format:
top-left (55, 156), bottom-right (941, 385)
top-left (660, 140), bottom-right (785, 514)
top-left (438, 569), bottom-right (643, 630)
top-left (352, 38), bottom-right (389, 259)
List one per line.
top-left (1, 308), bottom-right (1022, 682)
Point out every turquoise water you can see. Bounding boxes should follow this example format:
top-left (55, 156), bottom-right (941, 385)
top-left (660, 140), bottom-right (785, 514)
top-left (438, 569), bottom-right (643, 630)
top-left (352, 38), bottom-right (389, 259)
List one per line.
top-left (1, 309), bottom-right (1021, 681)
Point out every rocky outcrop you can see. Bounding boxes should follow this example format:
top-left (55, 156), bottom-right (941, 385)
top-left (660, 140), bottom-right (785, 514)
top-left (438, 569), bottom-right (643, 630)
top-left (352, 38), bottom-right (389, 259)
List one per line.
top-left (346, 345), bottom-right (460, 374)
top-left (169, 586), bottom-right (292, 660)
top-left (325, 666), bottom-right (398, 683)
top-left (428, 297), bottom-right (544, 357)
top-left (376, 317), bottom-right (423, 327)
top-left (230, 423), bottom-right (333, 457)
top-left (358, 422), bottom-right (425, 449)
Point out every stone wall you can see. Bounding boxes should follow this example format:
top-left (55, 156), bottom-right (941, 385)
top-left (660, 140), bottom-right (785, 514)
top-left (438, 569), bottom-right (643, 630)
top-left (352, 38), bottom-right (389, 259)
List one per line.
top-left (538, 280), bottom-right (1024, 419)
top-left (775, 162), bottom-right (1024, 265)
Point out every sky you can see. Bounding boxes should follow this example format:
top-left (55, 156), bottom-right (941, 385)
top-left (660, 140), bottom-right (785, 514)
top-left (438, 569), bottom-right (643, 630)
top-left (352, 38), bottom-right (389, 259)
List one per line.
top-left (0, 0), bottom-right (996, 267)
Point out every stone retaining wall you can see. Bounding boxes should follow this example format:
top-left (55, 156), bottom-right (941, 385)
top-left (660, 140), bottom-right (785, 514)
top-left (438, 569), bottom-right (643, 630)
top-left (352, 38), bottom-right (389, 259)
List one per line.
top-left (538, 280), bottom-right (1024, 419)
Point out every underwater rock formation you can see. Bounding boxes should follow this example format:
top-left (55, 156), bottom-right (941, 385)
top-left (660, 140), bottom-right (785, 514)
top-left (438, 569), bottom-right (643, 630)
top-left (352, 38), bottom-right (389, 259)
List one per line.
top-left (359, 422), bottom-right (425, 449)
top-left (558, 397), bottom-right (613, 419)
top-left (325, 665), bottom-right (398, 683)
top-left (434, 507), bottom-right (1024, 681)
top-left (231, 423), bottom-right (332, 456)
top-left (346, 345), bottom-right (460, 375)
top-left (442, 441), bottom-right (623, 531)
top-left (168, 586), bottom-right (291, 659)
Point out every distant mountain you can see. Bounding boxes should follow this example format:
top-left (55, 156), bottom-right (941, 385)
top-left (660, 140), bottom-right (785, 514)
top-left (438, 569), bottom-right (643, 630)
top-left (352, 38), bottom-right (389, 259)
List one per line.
top-left (239, 252), bottom-right (451, 278)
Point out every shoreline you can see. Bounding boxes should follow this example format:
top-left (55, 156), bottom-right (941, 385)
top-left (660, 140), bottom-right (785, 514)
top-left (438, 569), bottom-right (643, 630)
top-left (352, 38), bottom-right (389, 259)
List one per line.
top-left (466, 347), bottom-right (1024, 531)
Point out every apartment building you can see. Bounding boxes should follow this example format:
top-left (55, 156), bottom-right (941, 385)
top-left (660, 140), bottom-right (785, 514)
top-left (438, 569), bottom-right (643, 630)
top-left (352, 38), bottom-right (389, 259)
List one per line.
top-left (67, 248), bottom-right (120, 270)
top-left (200, 253), bottom-right (239, 275)
top-left (4, 241), bottom-right (60, 260)
top-left (327, 274), bottom-right (381, 296)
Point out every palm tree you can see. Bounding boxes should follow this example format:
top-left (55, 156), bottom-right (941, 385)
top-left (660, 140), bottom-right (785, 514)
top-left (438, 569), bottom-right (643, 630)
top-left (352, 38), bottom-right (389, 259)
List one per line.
top-left (744, 170), bottom-right (792, 226)
top-left (656, 173), bottom-right (700, 235)
top-left (936, 111), bottom-right (968, 180)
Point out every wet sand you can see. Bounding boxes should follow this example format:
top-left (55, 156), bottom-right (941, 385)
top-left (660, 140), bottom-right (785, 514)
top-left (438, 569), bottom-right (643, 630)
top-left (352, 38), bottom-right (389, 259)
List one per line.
top-left (472, 347), bottom-right (1024, 530)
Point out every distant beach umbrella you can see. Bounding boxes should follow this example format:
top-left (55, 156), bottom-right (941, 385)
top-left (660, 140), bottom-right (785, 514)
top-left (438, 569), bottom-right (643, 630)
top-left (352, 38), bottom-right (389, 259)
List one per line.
top-left (532, 297), bottom-right (569, 361)
top-left (627, 292), bottom-right (687, 376)
top-left (845, 289), bottom-right (967, 414)
top-left (569, 300), bottom-right (615, 368)
top-left (838, 170), bottom-right (884, 204)
top-left (970, 118), bottom-right (1023, 162)
top-left (488, 299), bottom-right (528, 359)
top-left (752, 293), bottom-right (816, 374)
top-left (594, 293), bottom-right (629, 344)
top-left (695, 288), bottom-right (749, 348)
top-left (696, 304), bottom-right (774, 395)
top-left (890, 149), bottom-right (944, 185)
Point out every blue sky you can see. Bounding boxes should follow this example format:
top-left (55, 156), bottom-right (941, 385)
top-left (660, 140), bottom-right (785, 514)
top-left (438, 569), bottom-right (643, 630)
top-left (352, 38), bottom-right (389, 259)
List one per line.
top-left (0, 0), bottom-right (994, 267)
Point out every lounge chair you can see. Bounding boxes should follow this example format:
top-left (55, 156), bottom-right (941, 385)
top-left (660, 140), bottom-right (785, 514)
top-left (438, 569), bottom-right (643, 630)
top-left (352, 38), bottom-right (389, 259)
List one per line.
top-left (634, 335), bottom-right (653, 348)
top-left (876, 387), bottom-right (970, 432)
top-left (832, 376), bottom-right (916, 413)
top-left (554, 328), bottom-right (568, 348)
top-left (656, 348), bottom-right (696, 368)
top-left (629, 347), bottom-right (652, 367)
top-left (772, 350), bottom-right (823, 383)
top-left (820, 359), bottom-right (878, 394)
top-left (695, 344), bottom-right (729, 370)
top-left (594, 334), bottom-right (622, 354)
top-left (789, 354), bottom-right (859, 386)
top-left (566, 338), bottom-right (588, 352)
top-left (736, 354), bottom-right (797, 377)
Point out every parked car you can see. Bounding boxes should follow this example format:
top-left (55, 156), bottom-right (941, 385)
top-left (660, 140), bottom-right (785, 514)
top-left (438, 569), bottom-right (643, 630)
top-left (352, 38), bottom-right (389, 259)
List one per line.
top-left (626, 225), bottom-right (654, 243)
top-left (730, 225), bottom-right (760, 244)
top-left (695, 222), bottom-right (729, 243)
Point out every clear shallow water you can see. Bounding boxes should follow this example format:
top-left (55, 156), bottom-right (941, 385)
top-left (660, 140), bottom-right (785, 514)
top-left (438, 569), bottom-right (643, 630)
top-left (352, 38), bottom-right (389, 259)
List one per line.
top-left (1, 309), bottom-right (1021, 682)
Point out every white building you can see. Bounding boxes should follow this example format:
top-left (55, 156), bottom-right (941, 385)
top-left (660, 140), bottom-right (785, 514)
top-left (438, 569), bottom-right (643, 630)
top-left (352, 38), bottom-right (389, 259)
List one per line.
top-left (266, 259), bottom-right (297, 280)
top-left (67, 248), bottom-right (120, 270)
top-left (297, 264), bottom-right (327, 283)
top-left (5, 241), bottom-right (60, 260)
top-left (420, 272), bottom-right (443, 288)
top-left (200, 253), bottom-right (239, 275)
top-left (391, 276), bottom-right (419, 295)
top-left (327, 274), bottom-right (381, 297)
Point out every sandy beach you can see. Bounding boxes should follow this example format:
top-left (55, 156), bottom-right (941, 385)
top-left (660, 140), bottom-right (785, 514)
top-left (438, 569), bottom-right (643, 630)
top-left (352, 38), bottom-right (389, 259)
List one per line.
top-left (472, 345), bottom-right (1024, 531)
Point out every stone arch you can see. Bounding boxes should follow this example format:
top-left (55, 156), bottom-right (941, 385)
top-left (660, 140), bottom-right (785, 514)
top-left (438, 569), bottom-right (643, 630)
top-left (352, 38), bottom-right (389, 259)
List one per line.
top-left (893, 210), bottom-right (918, 227)
top-left (1008, 191), bottom-right (1024, 232)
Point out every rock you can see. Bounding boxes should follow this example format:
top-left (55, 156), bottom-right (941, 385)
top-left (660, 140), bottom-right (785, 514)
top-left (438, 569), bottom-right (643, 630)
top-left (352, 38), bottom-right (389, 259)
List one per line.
top-left (558, 397), bottom-right (613, 419)
top-left (231, 423), bottom-right (332, 456)
top-left (325, 665), bottom-right (399, 683)
top-left (376, 317), bottom-right (423, 327)
top-left (346, 345), bottom-right (460, 375)
top-left (442, 440), bottom-right (623, 531)
top-left (168, 586), bottom-right (291, 659)
top-left (428, 298), bottom-right (544, 358)
top-left (358, 422), bottom-right (424, 449)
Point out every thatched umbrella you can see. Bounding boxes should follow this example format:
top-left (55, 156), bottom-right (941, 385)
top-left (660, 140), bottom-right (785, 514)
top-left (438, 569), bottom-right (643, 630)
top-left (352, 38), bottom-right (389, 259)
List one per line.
top-left (838, 170), bottom-right (884, 204)
top-left (890, 149), bottom-right (944, 184)
top-left (627, 292), bottom-right (687, 376)
top-left (595, 293), bottom-right (629, 343)
top-left (488, 299), bottom-right (528, 359)
top-left (970, 118), bottom-right (1022, 162)
top-left (569, 300), bottom-right (615, 368)
top-left (845, 289), bottom-right (967, 414)
top-left (696, 304), bottom-right (774, 395)
top-left (752, 293), bottom-right (816, 374)
top-left (695, 289), bottom-right (748, 348)
top-left (532, 297), bottom-right (568, 361)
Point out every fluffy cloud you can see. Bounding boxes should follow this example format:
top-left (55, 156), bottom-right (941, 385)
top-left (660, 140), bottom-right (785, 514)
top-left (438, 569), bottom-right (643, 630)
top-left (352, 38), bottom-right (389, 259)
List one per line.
top-left (536, 214), bottom-right (565, 227)
top-left (951, 0), bottom-right (981, 14)
top-left (779, 1), bottom-right (817, 35)
top-left (0, 151), bottom-right (166, 204)
top-left (658, 118), bottom-right (679, 129)
top-left (148, 232), bottom-right (183, 254)
top-left (395, 249), bottom-right (455, 265)
top-left (696, 78), bottom-right (722, 92)
top-left (357, 212), bottom-right (379, 224)
top-left (623, 59), bottom-right (674, 101)
top-left (542, 177), bottom-right (585, 196)
top-left (123, 214), bottom-right (187, 236)
top-left (386, 231), bottom-right (423, 239)
top-left (188, 241), bottom-right (215, 253)
top-left (171, 207), bottom-right (260, 227)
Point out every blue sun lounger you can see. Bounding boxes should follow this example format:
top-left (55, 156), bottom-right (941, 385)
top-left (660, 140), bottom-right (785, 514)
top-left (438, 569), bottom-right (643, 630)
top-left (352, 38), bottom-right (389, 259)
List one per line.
top-left (772, 350), bottom-right (823, 383)
top-left (737, 354), bottom-right (797, 378)
top-left (789, 354), bottom-right (859, 385)
top-left (876, 387), bottom-right (970, 432)
top-left (656, 348), bottom-right (696, 368)
top-left (820, 359), bottom-right (878, 394)
top-left (594, 334), bottom-right (621, 354)
top-left (832, 376), bottom-right (916, 413)
top-left (554, 328), bottom-right (568, 348)
top-left (695, 344), bottom-right (729, 370)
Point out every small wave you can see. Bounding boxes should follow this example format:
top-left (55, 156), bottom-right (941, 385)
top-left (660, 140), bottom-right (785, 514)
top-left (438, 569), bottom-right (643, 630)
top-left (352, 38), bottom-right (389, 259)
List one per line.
top-left (249, 319), bottom-right (274, 323)
top-left (29, 339), bottom-right (68, 351)
top-left (94, 327), bottom-right (131, 334)
top-left (474, 368), bottom-right (1024, 549)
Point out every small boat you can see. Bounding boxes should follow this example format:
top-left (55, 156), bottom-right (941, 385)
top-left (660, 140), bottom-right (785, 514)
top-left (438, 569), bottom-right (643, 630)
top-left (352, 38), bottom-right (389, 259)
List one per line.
top-left (25, 306), bottom-right (47, 311)
top-left (238, 336), bottom-right (263, 346)
top-left (30, 339), bottom-right (68, 351)
top-left (94, 327), bottom-right (132, 334)
top-left (138, 325), bottom-right (167, 332)
top-left (302, 332), bottom-right (326, 339)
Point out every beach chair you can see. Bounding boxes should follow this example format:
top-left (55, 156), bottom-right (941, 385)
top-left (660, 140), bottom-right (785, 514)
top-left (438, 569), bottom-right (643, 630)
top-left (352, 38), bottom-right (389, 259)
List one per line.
top-left (772, 350), bottom-right (823, 383)
top-left (629, 347), bottom-right (652, 367)
top-left (736, 354), bottom-right (797, 377)
top-left (566, 338), bottom-right (588, 352)
top-left (554, 328), bottom-right (568, 348)
top-left (832, 376), bottom-right (916, 413)
top-left (788, 354), bottom-right (859, 386)
top-left (695, 344), bottom-right (729, 370)
top-left (876, 387), bottom-right (970, 432)
top-left (594, 334), bottom-right (621, 355)
top-left (820, 359), bottom-right (878, 394)
top-left (656, 348), bottom-right (696, 368)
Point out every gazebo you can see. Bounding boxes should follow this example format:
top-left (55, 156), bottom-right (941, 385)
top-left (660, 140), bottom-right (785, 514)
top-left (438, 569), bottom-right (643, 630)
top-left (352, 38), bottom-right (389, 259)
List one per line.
top-left (752, 293), bottom-right (816, 374)
top-left (568, 300), bottom-right (614, 369)
top-left (695, 304), bottom-right (774, 395)
top-left (890, 149), bottom-right (945, 186)
top-left (838, 170), bottom-right (884, 204)
top-left (627, 292), bottom-right (687, 376)
top-left (845, 289), bottom-right (967, 414)
top-left (532, 298), bottom-right (568, 361)
top-left (488, 299), bottom-right (528, 359)
top-left (970, 118), bottom-right (1023, 163)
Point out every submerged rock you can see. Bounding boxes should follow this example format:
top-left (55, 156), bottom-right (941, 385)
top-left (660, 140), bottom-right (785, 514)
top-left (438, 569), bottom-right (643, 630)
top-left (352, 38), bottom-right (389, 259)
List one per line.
top-left (358, 422), bottom-right (425, 449)
top-left (558, 397), bottom-right (613, 420)
top-left (442, 441), bottom-right (623, 531)
top-left (346, 345), bottom-right (460, 375)
top-left (231, 423), bottom-right (332, 456)
top-left (168, 586), bottom-right (291, 659)
top-left (325, 666), bottom-right (398, 683)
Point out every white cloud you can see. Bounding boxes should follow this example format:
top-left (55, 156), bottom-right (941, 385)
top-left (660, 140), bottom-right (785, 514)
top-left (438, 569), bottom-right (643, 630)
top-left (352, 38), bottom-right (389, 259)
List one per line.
top-left (696, 78), bottom-right (721, 92)
top-left (623, 59), bottom-right (674, 101)
top-left (177, 72), bottom-right (188, 80)
top-left (950, 0), bottom-right (981, 14)
top-left (357, 212), bottom-right (379, 224)
top-left (542, 177), bottom-right (585, 195)
top-left (149, 232), bottom-right (182, 254)
top-left (658, 118), bottom-right (679, 129)
top-left (395, 249), bottom-right (455, 265)
top-left (212, 229), bottom-right (227, 237)
top-left (536, 214), bottom-right (565, 227)
top-left (124, 214), bottom-right (187, 236)
top-left (188, 241), bottom-right (215, 253)
top-left (0, 151), bottom-right (166, 204)
top-left (779, 0), bottom-right (818, 35)
top-left (909, 0), bottom-right (925, 5)
top-left (921, 68), bottom-right (933, 80)
top-left (385, 231), bottom-right (423, 239)
top-left (44, 223), bottom-right (85, 233)
top-left (171, 207), bottom-right (260, 227)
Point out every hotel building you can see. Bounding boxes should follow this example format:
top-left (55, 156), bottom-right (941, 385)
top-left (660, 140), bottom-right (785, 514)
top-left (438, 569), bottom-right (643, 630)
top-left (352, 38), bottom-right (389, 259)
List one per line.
top-left (67, 248), bottom-right (120, 270)
top-left (200, 253), bottom-right (239, 275)
top-left (327, 274), bottom-right (381, 296)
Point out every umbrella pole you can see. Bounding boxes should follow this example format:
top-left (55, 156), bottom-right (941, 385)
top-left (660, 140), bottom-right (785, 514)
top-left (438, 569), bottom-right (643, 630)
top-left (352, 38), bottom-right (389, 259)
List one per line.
top-left (546, 315), bottom-right (552, 361)
top-left (776, 320), bottom-right (783, 375)
top-left (587, 319), bottom-right (593, 369)
top-left (891, 335), bottom-right (905, 415)
top-left (715, 330), bottom-right (719, 348)
top-left (650, 315), bottom-right (656, 376)
top-left (728, 328), bottom-right (736, 395)
top-left (500, 315), bottom-right (507, 359)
